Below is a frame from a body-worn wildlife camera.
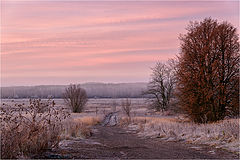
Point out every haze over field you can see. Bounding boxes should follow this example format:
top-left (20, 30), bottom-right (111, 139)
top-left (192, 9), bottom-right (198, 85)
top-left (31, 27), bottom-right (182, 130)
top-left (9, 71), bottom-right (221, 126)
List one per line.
top-left (1, 1), bottom-right (238, 86)
top-left (1, 82), bottom-right (148, 98)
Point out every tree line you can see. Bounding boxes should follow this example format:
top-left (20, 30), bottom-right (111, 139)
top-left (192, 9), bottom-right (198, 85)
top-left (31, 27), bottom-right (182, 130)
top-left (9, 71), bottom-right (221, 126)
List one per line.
top-left (1, 83), bottom-right (148, 99)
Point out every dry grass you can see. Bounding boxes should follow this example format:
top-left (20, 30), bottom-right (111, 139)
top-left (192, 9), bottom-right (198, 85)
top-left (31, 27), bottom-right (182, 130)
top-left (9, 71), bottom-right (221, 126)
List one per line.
top-left (120, 116), bottom-right (240, 154)
top-left (120, 116), bottom-right (176, 127)
top-left (73, 116), bottom-right (101, 126)
top-left (61, 116), bottom-right (101, 139)
top-left (0, 99), bottom-right (101, 159)
top-left (0, 99), bottom-right (70, 159)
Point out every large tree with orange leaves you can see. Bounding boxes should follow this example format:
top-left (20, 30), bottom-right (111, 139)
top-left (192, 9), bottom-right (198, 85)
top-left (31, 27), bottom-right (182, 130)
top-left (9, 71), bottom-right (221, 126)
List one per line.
top-left (177, 18), bottom-right (239, 123)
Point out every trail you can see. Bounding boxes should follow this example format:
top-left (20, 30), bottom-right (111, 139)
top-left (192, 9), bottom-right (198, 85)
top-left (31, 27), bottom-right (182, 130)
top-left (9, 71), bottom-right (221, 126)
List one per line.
top-left (35, 125), bottom-right (238, 159)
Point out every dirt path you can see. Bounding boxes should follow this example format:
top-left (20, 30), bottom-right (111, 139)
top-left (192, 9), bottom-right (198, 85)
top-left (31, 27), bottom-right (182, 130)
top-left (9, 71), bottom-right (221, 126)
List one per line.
top-left (36, 125), bottom-right (238, 159)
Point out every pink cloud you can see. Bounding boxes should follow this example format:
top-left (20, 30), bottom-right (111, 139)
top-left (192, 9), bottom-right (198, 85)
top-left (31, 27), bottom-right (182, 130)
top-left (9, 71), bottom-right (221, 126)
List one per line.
top-left (1, 1), bottom-right (238, 86)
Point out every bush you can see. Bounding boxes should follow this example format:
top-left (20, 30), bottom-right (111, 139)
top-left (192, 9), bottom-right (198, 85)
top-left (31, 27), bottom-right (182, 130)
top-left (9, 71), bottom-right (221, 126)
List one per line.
top-left (63, 84), bottom-right (88, 113)
top-left (0, 99), bottom-right (70, 159)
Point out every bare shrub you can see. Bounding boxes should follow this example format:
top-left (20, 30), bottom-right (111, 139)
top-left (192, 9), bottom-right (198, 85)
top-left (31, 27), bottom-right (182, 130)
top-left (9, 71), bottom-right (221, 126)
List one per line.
top-left (0, 99), bottom-right (70, 159)
top-left (121, 98), bottom-right (132, 117)
top-left (111, 100), bottom-right (117, 112)
top-left (63, 84), bottom-right (88, 113)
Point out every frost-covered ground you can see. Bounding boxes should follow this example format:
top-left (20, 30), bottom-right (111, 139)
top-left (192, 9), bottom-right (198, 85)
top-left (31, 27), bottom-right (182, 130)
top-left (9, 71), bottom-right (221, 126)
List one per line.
top-left (121, 117), bottom-right (239, 154)
top-left (2, 98), bottom-right (238, 154)
top-left (1, 98), bottom-right (152, 117)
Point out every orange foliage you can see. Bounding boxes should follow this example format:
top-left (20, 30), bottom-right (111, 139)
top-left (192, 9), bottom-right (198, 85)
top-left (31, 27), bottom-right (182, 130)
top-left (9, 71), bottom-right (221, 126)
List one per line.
top-left (177, 18), bottom-right (239, 123)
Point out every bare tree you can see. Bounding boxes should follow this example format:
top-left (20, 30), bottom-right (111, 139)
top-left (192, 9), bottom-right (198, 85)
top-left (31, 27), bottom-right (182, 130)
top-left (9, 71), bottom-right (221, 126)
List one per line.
top-left (121, 98), bottom-right (132, 117)
top-left (63, 84), bottom-right (88, 113)
top-left (145, 59), bottom-right (177, 112)
top-left (177, 18), bottom-right (239, 123)
top-left (111, 100), bottom-right (117, 112)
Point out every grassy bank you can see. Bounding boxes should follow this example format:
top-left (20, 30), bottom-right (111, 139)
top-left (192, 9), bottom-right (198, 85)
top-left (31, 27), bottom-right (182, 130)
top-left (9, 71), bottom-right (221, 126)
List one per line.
top-left (120, 117), bottom-right (239, 154)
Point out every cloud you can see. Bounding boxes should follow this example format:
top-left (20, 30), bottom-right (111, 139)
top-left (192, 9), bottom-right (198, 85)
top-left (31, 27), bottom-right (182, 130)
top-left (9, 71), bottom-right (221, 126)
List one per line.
top-left (1, 1), bottom-right (238, 86)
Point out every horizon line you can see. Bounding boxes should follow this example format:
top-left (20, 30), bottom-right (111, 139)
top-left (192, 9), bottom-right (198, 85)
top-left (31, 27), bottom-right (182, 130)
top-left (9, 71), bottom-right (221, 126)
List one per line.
top-left (1, 81), bottom-right (149, 87)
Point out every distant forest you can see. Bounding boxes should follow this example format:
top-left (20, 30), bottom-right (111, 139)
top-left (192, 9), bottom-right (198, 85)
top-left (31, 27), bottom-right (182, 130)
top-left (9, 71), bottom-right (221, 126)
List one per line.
top-left (1, 82), bottom-right (148, 99)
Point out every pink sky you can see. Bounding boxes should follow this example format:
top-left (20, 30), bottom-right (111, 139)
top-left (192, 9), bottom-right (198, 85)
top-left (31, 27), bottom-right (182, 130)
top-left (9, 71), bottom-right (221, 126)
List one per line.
top-left (1, 1), bottom-right (239, 86)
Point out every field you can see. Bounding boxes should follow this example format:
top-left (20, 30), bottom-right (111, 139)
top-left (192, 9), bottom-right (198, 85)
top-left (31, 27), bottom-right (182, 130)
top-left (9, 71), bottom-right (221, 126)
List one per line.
top-left (1, 98), bottom-right (239, 159)
top-left (1, 98), bottom-right (162, 118)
